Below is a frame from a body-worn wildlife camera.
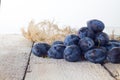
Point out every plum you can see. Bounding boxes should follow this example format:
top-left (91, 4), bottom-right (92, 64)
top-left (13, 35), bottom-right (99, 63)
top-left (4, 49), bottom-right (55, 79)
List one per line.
top-left (85, 48), bottom-right (107, 63)
top-left (52, 41), bottom-right (64, 46)
top-left (107, 47), bottom-right (120, 63)
top-left (32, 43), bottom-right (51, 57)
top-left (64, 34), bottom-right (80, 46)
top-left (79, 37), bottom-right (95, 51)
top-left (64, 45), bottom-right (82, 62)
top-left (48, 44), bottom-right (66, 59)
top-left (77, 27), bottom-right (95, 39)
top-left (87, 19), bottom-right (105, 33)
top-left (109, 40), bottom-right (120, 42)
top-left (105, 42), bottom-right (120, 51)
top-left (95, 32), bottom-right (109, 46)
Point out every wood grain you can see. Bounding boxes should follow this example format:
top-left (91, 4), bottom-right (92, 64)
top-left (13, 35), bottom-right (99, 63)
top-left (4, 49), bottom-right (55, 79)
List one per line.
top-left (0, 34), bottom-right (33, 80)
top-left (25, 54), bottom-right (115, 80)
top-left (104, 63), bottom-right (120, 80)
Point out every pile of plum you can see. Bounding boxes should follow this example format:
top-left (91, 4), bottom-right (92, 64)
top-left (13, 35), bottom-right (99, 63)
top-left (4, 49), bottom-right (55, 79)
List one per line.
top-left (32, 19), bottom-right (120, 64)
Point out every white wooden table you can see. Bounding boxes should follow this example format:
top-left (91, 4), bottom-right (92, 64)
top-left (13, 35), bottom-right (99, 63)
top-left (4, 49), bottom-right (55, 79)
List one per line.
top-left (0, 34), bottom-right (120, 80)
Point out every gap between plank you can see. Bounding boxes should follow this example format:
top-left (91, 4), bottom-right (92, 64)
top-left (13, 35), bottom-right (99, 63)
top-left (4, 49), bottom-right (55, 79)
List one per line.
top-left (101, 64), bottom-right (117, 80)
top-left (22, 42), bottom-right (34, 80)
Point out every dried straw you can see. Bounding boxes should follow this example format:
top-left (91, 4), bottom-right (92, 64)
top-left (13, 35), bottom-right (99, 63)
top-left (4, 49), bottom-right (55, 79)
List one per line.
top-left (21, 20), bottom-right (77, 44)
top-left (109, 30), bottom-right (120, 41)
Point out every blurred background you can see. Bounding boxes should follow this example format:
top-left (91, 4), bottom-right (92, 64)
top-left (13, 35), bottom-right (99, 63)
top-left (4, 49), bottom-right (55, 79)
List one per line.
top-left (0, 0), bottom-right (120, 34)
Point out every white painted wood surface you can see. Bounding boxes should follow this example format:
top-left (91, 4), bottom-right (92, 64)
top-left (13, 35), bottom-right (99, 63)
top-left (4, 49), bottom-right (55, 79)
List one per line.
top-left (104, 63), bottom-right (120, 80)
top-left (0, 34), bottom-right (120, 80)
top-left (25, 54), bottom-right (115, 80)
top-left (0, 34), bottom-right (32, 80)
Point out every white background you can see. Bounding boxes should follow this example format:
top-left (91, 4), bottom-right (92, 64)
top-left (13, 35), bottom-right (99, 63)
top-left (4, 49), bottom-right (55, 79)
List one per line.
top-left (0, 0), bottom-right (120, 34)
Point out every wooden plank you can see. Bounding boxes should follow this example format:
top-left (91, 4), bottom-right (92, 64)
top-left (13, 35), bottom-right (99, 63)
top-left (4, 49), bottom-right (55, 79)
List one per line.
top-left (0, 34), bottom-right (33, 80)
top-left (104, 63), bottom-right (120, 80)
top-left (25, 54), bottom-right (115, 80)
